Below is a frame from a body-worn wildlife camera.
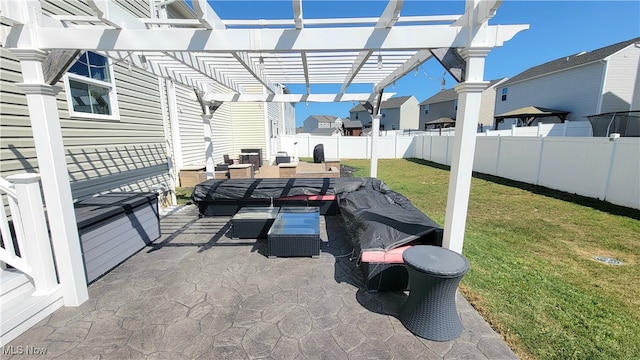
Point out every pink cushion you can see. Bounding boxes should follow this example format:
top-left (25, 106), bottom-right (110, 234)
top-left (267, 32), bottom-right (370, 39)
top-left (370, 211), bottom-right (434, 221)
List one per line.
top-left (307, 195), bottom-right (336, 201)
top-left (277, 195), bottom-right (308, 201)
top-left (360, 245), bottom-right (412, 264)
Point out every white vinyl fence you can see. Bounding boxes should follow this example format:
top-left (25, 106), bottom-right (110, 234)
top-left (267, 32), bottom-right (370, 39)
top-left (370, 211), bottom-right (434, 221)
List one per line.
top-left (277, 133), bottom-right (639, 210)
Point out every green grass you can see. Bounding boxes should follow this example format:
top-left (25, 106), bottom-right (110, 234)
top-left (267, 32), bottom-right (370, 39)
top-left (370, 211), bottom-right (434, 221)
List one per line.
top-left (341, 158), bottom-right (640, 360)
top-left (175, 187), bottom-right (193, 206)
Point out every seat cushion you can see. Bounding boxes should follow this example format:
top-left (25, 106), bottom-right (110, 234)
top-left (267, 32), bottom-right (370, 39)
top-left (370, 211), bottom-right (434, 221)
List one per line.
top-left (360, 245), bottom-right (412, 264)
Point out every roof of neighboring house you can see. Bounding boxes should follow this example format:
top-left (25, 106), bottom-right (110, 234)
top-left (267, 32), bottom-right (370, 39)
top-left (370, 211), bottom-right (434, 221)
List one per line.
top-left (349, 95), bottom-right (414, 112)
top-left (343, 119), bottom-right (363, 128)
top-left (305, 115), bottom-right (338, 123)
top-left (419, 78), bottom-right (506, 105)
top-left (494, 106), bottom-right (569, 119)
top-left (310, 127), bottom-right (341, 135)
top-left (501, 37), bottom-right (640, 86)
top-left (380, 95), bottom-right (414, 109)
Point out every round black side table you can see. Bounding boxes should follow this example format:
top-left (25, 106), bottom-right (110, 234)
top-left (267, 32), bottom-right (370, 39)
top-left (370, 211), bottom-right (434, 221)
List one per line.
top-left (399, 245), bottom-right (470, 341)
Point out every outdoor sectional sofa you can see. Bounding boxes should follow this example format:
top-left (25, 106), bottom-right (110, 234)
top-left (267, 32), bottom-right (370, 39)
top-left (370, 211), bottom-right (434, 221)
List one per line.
top-left (191, 177), bottom-right (443, 291)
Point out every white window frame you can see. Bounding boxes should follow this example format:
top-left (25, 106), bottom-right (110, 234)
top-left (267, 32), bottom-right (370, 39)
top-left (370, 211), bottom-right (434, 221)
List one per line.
top-left (424, 104), bottom-right (429, 114)
top-left (64, 52), bottom-right (120, 121)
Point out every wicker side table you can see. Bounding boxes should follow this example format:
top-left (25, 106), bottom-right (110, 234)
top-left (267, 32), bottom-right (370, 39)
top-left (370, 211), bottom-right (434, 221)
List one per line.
top-left (399, 245), bottom-right (470, 341)
top-left (267, 207), bottom-right (320, 258)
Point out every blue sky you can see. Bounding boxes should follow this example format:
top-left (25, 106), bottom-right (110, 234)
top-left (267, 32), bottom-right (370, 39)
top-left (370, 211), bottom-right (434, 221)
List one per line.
top-left (207, 1), bottom-right (640, 127)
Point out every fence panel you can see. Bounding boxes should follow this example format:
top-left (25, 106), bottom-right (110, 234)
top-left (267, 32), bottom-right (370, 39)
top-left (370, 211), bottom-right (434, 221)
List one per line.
top-left (538, 138), bottom-right (611, 200)
top-left (377, 137), bottom-right (397, 158)
top-left (397, 136), bottom-right (415, 158)
top-left (496, 137), bottom-right (541, 183)
top-left (474, 137), bottom-right (500, 175)
top-left (602, 138), bottom-right (640, 209)
top-left (431, 136), bottom-right (449, 165)
top-left (340, 137), bottom-right (368, 158)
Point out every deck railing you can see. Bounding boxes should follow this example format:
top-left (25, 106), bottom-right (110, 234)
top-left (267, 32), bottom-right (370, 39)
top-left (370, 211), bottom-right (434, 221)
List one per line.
top-left (0, 174), bottom-right (58, 294)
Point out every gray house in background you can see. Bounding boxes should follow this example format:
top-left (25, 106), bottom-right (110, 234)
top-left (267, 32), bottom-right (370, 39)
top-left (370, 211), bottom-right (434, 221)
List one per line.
top-left (494, 37), bottom-right (640, 130)
top-left (302, 115), bottom-right (338, 133)
top-left (419, 78), bottom-right (506, 131)
top-left (349, 95), bottom-right (419, 131)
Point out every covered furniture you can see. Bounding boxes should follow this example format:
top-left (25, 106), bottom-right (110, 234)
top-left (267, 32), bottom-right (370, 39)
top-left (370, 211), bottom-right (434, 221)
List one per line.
top-left (313, 144), bottom-right (324, 163)
top-left (74, 192), bottom-right (160, 283)
top-left (400, 245), bottom-right (470, 341)
top-left (267, 207), bottom-right (320, 258)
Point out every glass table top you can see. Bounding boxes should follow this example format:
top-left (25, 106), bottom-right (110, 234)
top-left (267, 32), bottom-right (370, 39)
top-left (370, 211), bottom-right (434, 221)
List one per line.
top-left (232, 206), bottom-right (280, 220)
top-left (268, 207), bottom-right (320, 236)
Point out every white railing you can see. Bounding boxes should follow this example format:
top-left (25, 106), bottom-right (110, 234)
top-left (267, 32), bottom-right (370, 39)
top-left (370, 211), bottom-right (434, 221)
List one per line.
top-left (0, 174), bottom-right (58, 294)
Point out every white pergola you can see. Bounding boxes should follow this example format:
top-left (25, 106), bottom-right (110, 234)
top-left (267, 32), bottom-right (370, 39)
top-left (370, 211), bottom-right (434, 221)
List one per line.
top-left (1, 0), bottom-right (528, 306)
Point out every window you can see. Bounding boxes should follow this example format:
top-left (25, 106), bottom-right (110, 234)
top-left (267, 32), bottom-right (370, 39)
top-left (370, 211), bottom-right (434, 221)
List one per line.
top-left (454, 99), bottom-right (458, 112)
top-left (355, 113), bottom-right (359, 120)
top-left (381, 109), bottom-right (386, 118)
top-left (424, 104), bottom-right (429, 114)
top-left (64, 52), bottom-right (118, 119)
top-left (501, 87), bottom-right (508, 101)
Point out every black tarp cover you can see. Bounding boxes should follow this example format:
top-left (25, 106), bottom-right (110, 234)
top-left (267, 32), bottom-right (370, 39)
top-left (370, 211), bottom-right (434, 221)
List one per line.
top-left (191, 177), bottom-right (442, 252)
top-left (338, 178), bottom-right (443, 253)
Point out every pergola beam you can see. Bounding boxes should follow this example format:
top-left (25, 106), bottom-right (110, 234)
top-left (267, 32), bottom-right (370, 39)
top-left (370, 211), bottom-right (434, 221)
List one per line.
top-left (373, 49), bottom-right (433, 93)
top-left (191, 0), bottom-right (226, 30)
top-left (203, 92), bottom-right (395, 103)
top-left (26, 24), bottom-right (529, 52)
top-left (222, 15), bottom-right (461, 27)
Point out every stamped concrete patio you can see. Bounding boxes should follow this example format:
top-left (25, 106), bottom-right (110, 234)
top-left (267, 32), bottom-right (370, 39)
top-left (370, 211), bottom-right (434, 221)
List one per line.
top-left (5, 205), bottom-right (517, 359)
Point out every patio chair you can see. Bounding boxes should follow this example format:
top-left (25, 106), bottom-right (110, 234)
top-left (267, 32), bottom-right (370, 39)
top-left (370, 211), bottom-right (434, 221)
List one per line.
top-left (215, 154), bottom-right (234, 171)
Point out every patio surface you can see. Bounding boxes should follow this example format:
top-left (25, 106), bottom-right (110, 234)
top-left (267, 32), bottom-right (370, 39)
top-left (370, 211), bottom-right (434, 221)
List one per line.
top-left (5, 205), bottom-right (518, 359)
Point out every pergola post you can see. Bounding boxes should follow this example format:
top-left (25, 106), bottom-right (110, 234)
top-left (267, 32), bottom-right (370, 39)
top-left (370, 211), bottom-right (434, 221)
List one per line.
top-left (202, 111), bottom-right (214, 179)
top-left (370, 113), bottom-right (382, 178)
top-left (12, 49), bottom-right (89, 306)
top-left (442, 48), bottom-right (490, 254)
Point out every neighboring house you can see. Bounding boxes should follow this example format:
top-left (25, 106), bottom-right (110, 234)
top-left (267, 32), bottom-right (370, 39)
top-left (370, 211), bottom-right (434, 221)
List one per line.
top-left (380, 95), bottom-right (419, 130)
top-left (419, 78), bottom-right (507, 131)
top-left (494, 37), bottom-right (640, 130)
top-left (342, 119), bottom-right (363, 136)
top-left (349, 95), bottom-right (419, 130)
top-left (349, 103), bottom-right (372, 125)
top-left (310, 127), bottom-right (341, 136)
top-left (302, 115), bottom-right (339, 133)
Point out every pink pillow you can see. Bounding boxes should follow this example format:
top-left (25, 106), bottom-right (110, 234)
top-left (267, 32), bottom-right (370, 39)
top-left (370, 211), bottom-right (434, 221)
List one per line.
top-left (360, 245), bottom-right (412, 264)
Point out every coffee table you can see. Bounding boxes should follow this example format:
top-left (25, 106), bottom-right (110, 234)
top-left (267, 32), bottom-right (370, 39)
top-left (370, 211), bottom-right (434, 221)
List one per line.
top-left (231, 206), bottom-right (280, 239)
top-left (267, 207), bottom-right (320, 258)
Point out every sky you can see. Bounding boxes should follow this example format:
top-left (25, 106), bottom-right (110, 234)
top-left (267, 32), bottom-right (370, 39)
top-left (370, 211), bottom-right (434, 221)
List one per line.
top-left (207, 1), bottom-right (640, 127)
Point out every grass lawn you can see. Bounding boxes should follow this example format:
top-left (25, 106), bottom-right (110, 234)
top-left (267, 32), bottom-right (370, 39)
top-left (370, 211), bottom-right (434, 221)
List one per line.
top-left (175, 187), bottom-right (193, 206)
top-left (342, 158), bottom-right (640, 360)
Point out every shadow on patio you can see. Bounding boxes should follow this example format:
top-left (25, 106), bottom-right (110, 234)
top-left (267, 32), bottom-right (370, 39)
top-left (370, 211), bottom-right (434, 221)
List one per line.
top-left (5, 205), bottom-right (517, 359)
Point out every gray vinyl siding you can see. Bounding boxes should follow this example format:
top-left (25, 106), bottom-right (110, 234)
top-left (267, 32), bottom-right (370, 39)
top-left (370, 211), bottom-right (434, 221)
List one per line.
top-left (209, 83), bottom-right (234, 165)
top-left (601, 45), bottom-right (640, 113)
top-left (495, 62), bottom-right (605, 122)
top-left (399, 97), bottom-right (419, 130)
top-left (283, 103), bottom-right (296, 135)
top-left (174, 84), bottom-right (205, 167)
top-left (421, 101), bottom-right (457, 129)
top-left (0, 48), bottom-right (170, 201)
top-left (479, 85), bottom-right (499, 127)
top-left (230, 85), bottom-right (266, 161)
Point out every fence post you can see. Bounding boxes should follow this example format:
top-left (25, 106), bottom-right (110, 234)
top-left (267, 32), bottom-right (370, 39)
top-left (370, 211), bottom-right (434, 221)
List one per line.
top-left (6, 174), bottom-right (58, 295)
top-left (495, 135), bottom-right (502, 176)
top-left (602, 137), bottom-right (619, 201)
top-left (535, 137), bottom-right (545, 185)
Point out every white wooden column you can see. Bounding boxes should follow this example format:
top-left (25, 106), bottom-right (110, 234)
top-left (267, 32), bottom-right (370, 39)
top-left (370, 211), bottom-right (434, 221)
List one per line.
top-left (202, 110), bottom-right (214, 179)
top-left (370, 113), bottom-right (381, 178)
top-left (442, 48), bottom-right (490, 254)
top-left (12, 49), bottom-right (88, 306)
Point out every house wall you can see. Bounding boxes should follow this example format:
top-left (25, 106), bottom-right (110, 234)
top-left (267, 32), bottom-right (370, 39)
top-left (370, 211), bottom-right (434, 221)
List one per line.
top-left (381, 108), bottom-right (400, 130)
top-left (0, 0), bottom-right (175, 201)
top-left (282, 102), bottom-right (296, 135)
top-left (399, 97), bottom-right (419, 129)
top-left (420, 100), bottom-right (456, 130)
top-left (350, 110), bottom-right (372, 125)
top-left (479, 83), bottom-right (501, 127)
top-left (303, 117), bottom-right (319, 133)
top-left (495, 62), bottom-right (605, 122)
top-left (0, 47), bottom-right (171, 201)
top-left (209, 84), bottom-right (234, 165)
top-left (230, 84), bottom-right (267, 162)
top-left (601, 45), bottom-right (640, 113)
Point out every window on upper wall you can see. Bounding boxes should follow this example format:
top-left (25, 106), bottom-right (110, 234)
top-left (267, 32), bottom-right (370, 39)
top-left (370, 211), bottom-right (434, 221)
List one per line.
top-left (64, 51), bottom-right (119, 119)
top-left (424, 104), bottom-right (429, 114)
top-left (355, 113), bottom-right (359, 120)
top-left (454, 99), bottom-right (458, 112)
top-left (501, 87), bottom-right (508, 101)
top-left (381, 109), bottom-right (386, 118)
